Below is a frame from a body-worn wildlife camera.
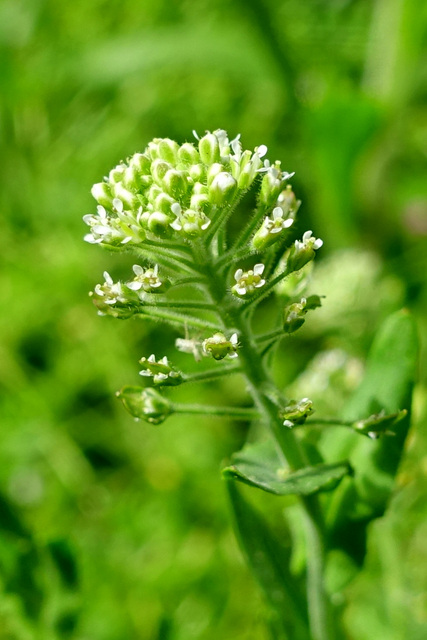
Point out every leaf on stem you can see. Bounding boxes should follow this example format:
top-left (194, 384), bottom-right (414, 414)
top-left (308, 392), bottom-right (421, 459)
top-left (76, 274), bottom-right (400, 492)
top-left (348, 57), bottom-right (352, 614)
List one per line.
top-left (226, 479), bottom-right (310, 640)
top-left (223, 439), bottom-right (352, 496)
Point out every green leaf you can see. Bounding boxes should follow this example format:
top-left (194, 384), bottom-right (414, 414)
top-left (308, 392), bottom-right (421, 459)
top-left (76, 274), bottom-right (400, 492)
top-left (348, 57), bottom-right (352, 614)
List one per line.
top-left (323, 311), bottom-right (418, 562)
top-left (226, 479), bottom-right (309, 640)
top-left (223, 440), bottom-right (352, 496)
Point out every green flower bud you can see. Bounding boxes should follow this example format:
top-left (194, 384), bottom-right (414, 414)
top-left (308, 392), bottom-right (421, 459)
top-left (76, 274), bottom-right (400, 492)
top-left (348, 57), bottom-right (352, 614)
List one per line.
top-left (112, 183), bottom-right (140, 210)
top-left (188, 164), bottom-right (205, 182)
top-left (190, 193), bottom-right (211, 212)
top-left (199, 132), bottom-right (221, 165)
top-left (129, 152), bottom-right (151, 175)
top-left (139, 354), bottom-right (183, 387)
top-left (353, 409), bottom-right (407, 439)
top-left (123, 165), bottom-right (142, 190)
top-left (280, 398), bottom-right (313, 428)
top-left (157, 138), bottom-right (179, 164)
top-left (193, 182), bottom-right (209, 195)
top-left (286, 231), bottom-right (323, 273)
top-left (277, 185), bottom-right (300, 216)
top-left (162, 169), bottom-right (188, 198)
top-left (155, 192), bottom-right (176, 214)
top-left (91, 182), bottom-right (113, 209)
top-left (147, 184), bottom-right (162, 204)
top-left (202, 332), bottom-right (239, 360)
top-left (208, 172), bottom-right (237, 206)
top-left (117, 386), bottom-right (172, 424)
top-left (109, 164), bottom-right (126, 184)
top-left (283, 295), bottom-right (322, 334)
top-left (252, 207), bottom-right (294, 251)
top-left (147, 211), bottom-right (173, 237)
top-left (151, 159), bottom-right (172, 186)
top-left (178, 142), bottom-right (200, 165)
top-left (206, 163), bottom-right (224, 187)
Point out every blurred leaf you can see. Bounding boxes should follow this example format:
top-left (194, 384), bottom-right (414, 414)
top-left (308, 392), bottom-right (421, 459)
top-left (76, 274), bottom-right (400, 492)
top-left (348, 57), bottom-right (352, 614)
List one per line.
top-left (226, 479), bottom-right (309, 640)
top-left (223, 440), bottom-right (351, 496)
top-left (325, 310), bottom-right (418, 559)
top-left (47, 539), bottom-right (78, 589)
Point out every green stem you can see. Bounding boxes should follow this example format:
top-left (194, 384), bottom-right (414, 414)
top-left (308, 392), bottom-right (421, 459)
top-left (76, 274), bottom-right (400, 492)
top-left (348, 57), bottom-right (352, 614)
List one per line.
top-left (173, 403), bottom-right (260, 420)
top-left (203, 261), bottom-right (333, 640)
top-left (143, 300), bottom-right (220, 313)
top-left (183, 364), bottom-right (241, 384)
top-left (135, 308), bottom-right (221, 332)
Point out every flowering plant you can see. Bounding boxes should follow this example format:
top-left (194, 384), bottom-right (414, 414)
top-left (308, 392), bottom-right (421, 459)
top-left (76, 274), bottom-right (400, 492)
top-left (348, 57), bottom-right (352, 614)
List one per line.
top-left (84, 130), bottom-right (417, 640)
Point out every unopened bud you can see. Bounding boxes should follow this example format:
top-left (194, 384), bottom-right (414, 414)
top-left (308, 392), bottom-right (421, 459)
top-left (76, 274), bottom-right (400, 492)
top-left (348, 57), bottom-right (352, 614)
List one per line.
top-left (151, 159), bottom-right (172, 185)
top-left (117, 387), bottom-right (172, 424)
top-left (280, 398), bottom-right (313, 428)
top-left (157, 138), bottom-right (179, 164)
top-left (199, 132), bottom-right (221, 165)
top-left (91, 182), bottom-right (113, 209)
top-left (208, 172), bottom-right (237, 205)
top-left (178, 143), bottom-right (200, 165)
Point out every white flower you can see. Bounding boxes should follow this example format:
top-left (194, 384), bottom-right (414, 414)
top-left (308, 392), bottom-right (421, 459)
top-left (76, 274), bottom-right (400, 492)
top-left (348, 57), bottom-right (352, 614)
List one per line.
top-left (202, 332), bottom-right (239, 360)
top-left (94, 272), bottom-right (128, 305)
top-left (170, 203), bottom-right (211, 236)
top-left (232, 264), bottom-right (266, 297)
top-left (127, 264), bottom-right (163, 293)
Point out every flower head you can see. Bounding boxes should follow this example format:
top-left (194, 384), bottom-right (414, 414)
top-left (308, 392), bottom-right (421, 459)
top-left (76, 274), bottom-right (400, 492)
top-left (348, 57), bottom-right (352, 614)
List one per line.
top-left (231, 264), bottom-right (266, 297)
top-left (202, 332), bottom-right (239, 360)
top-left (139, 354), bottom-right (183, 386)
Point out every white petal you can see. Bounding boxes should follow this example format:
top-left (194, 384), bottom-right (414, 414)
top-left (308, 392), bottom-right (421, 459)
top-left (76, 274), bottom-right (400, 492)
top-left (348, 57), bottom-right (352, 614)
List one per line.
top-left (236, 286), bottom-right (246, 295)
top-left (127, 281), bottom-right (142, 290)
top-left (272, 207), bottom-right (283, 220)
top-left (103, 271), bottom-right (113, 284)
top-left (84, 234), bottom-right (97, 243)
top-left (113, 198), bottom-right (123, 212)
top-left (234, 269), bottom-right (243, 281)
top-left (148, 354), bottom-right (156, 362)
top-left (230, 333), bottom-right (238, 345)
top-left (254, 263), bottom-right (265, 276)
top-left (284, 218), bottom-right (293, 228)
top-left (283, 420), bottom-right (294, 428)
top-left (133, 264), bottom-right (144, 275)
top-left (170, 219), bottom-right (182, 231)
top-left (171, 202), bottom-right (181, 215)
top-left (303, 230), bottom-right (313, 242)
top-left (257, 144), bottom-right (268, 158)
top-left (314, 238), bottom-right (323, 249)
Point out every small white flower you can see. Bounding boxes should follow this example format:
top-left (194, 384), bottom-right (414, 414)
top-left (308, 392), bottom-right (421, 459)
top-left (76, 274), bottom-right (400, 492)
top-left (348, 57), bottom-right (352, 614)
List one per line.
top-left (93, 272), bottom-right (128, 305)
top-left (232, 264), bottom-right (266, 297)
top-left (127, 264), bottom-right (163, 293)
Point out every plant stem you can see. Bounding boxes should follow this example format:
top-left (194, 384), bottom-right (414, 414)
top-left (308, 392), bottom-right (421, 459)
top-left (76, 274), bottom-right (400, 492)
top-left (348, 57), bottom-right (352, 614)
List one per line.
top-left (135, 308), bottom-right (221, 332)
top-left (204, 261), bottom-right (333, 640)
top-left (173, 403), bottom-right (260, 420)
top-left (183, 364), bottom-right (241, 384)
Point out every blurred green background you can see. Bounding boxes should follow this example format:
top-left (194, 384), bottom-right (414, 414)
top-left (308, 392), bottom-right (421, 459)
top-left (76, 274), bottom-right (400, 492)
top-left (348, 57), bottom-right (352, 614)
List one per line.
top-left (1, 0), bottom-right (427, 638)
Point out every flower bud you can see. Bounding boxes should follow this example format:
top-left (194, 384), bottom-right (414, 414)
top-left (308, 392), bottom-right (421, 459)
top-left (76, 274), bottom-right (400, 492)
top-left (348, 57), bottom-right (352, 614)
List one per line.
top-left (199, 132), bottom-right (221, 165)
top-left (147, 211), bottom-right (173, 237)
top-left (117, 387), bottom-right (172, 424)
top-left (151, 159), bottom-right (172, 185)
top-left (202, 332), bottom-right (239, 360)
top-left (286, 231), bottom-right (323, 273)
top-left (208, 172), bottom-right (237, 206)
top-left (190, 193), bottom-right (211, 212)
top-left (280, 398), bottom-right (313, 428)
top-left (259, 165), bottom-right (283, 207)
top-left (112, 183), bottom-right (140, 210)
top-left (353, 409), bottom-right (407, 439)
top-left (252, 207), bottom-right (294, 251)
top-left (277, 185), bottom-right (300, 216)
top-left (206, 163), bottom-right (224, 187)
top-left (123, 165), bottom-right (142, 190)
top-left (283, 295), bottom-right (322, 334)
top-left (139, 354), bottom-right (183, 387)
top-left (188, 164), bottom-right (205, 182)
top-left (155, 192), bottom-right (176, 214)
top-left (157, 138), bottom-right (179, 164)
top-left (109, 164), bottom-right (126, 184)
top-left (91, 182), bottom-right (113, 209)
top-left (162, 169), bottom-right (188, 198)
top-left (129, 152), bottom-right (151, 175)
top-left (178, 143), bottom-right (200, 165)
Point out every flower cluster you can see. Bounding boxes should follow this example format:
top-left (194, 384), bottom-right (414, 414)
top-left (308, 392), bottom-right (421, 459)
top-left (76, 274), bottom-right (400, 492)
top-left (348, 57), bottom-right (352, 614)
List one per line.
top-left (90, 265), bottom-right (166, 317)
top-left (84, 130), bottom-right (283, 248)
top-left (139, 355), bottom-right (183, 386)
